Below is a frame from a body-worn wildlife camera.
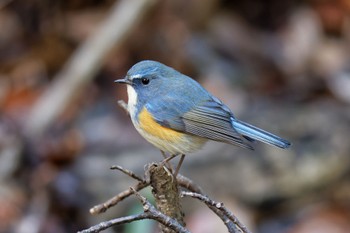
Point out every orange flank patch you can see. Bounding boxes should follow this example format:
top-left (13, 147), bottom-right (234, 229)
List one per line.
top-left (138, 107), bottom-right (184, 143)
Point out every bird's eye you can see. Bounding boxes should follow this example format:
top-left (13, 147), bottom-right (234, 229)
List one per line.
top-left (141, 77), bottom-right (150, 85)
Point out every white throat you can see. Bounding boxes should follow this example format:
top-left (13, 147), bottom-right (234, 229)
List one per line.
top-left (127, 85), bottom-right (138, 118)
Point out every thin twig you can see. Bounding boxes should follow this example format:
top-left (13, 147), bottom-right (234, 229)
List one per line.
top-left (219, 204), bottom-right (251, 233)
top-left (90, 169), bottom-right (205, 215)
top-left (78, 212), bottom-right (150, 233)
top-left (206, 205), bottom-right (241, 233)
top-left (91, 165), bottom-right (199, 216)
top-left (90, 181), bottom-right (149, 215)
top-left (110, 165), bottom-right (143, 182)
top-left (181, 191), bottom-right (252, 233)
top-left (80, 188), bottom-right (191, 233)
top-left (89, 166), bottom-right (250, 233)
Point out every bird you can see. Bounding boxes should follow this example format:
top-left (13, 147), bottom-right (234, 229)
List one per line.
top-left (115, 60), bottom-right (290, 173)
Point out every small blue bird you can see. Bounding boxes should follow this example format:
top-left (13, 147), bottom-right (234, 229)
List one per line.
top-left (115, 60), bottom-right (290, 163)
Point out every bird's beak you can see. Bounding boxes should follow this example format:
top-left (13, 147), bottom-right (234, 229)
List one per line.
top-left (114, 78), bottom-right (132, 85)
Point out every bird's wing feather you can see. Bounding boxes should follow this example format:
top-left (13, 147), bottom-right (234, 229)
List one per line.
top-left (181, 101), bottom-right (253, 149)
top-left (147, 97), bottom-right (253, 150)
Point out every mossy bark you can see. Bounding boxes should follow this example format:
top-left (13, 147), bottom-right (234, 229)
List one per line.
top-left (149, 163), bottom-right (185, 233)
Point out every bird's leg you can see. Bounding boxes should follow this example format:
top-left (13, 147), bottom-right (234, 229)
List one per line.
top-left (162, 166), bottom-right (174, 181)
top-left (160, 153), bottom-right (179, 180)
top-left (174, 154), bottom-right (185, 177)
top-left (161, 153), bottom-right (178, 164)
top-left (160, 151), bottom-right (174, 172)
top-left (160, 150), bottom-right (167, 159)
top-left (160, 153), bottom-right (186, 176)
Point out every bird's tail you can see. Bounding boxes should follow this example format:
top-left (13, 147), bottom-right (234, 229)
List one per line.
top-left (232, 119), bottom-right (291, 149)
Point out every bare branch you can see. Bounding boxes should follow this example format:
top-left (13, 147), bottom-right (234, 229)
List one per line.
top-left (110, 165), bottom-right (144, 182)
top-left (80, 189), bottom-right (190, 233)
top-left (207, 205), bottom-right (241, 233)
top-left (181, 191), bottom-right (252, 233)
top-left (217, 204), bottom-right (252, 233)
top-left (176, 174), bottom-right (204, 194)
top-left (78, 212), bottom-right (150, 233)
top-left (131, 188), bottom-right (190, 233)
top-left (90, 181), bottom-right (149, 215)
top-left (88, 166), bottom-right (250, 233)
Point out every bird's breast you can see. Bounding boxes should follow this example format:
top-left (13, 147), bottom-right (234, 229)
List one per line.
top-left (138, 107), bottom-right (184, 143)
top-left (134, 107), bottom-right (207, 154)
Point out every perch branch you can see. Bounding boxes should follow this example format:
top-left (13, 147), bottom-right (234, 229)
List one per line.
top-left (90, 165), bottom-right (205, 215)
top-left (132, 188), bottom-right (190, 233)
top-left (176, 174), bottom-right (204, 194)
top-left (148, 163), bottom-right (185, 232)
top-left (181, 191), bottom-right (252, 233)
top-left (81, 188), bottom-right (190, 233)
top-left (88, 165), bottom-right (251, 233)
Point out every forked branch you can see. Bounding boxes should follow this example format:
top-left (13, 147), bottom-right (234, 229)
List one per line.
top-left (83, 164), bottom-right (252, 233)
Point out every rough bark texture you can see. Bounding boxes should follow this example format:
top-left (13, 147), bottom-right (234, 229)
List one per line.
top-left (149, 163), bottom-right (185, 233)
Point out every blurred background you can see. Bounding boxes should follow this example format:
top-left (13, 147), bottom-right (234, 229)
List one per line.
top-left (1, 0), bottom-right (350, 232)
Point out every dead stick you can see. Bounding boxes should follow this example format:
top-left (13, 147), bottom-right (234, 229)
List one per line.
top-left (181, 191), bottom-right (252, 233)
top-left (90, 181), bottom-right (149, 215)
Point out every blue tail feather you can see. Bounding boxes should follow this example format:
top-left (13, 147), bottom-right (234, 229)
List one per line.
top-left (232, 120), bottom-right (291, 149)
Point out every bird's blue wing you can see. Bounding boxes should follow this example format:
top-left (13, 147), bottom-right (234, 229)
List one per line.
top-left (146, 96), bottom-right (253, 150)
top-left (145, 94), bottom-right (189, 130)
